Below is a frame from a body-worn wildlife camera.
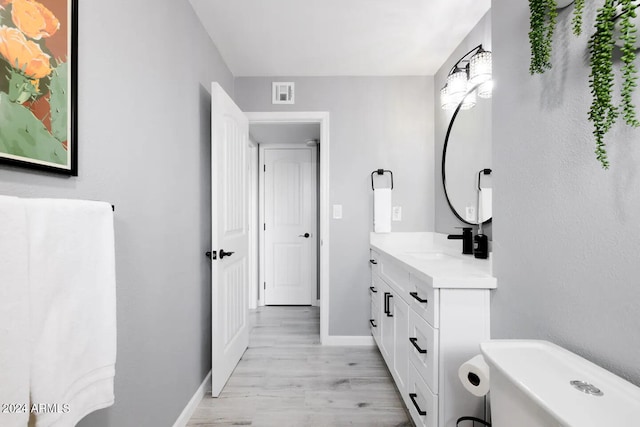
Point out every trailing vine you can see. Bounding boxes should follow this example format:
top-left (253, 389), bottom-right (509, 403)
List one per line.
top-left (529, 0), bottom-right (558, 74)
top-left (572, 0), bottom-right (585, 35)
top-left (619, 0), bottom-right (640, 127)
top-left (588, 0), bottom-right (618, 169)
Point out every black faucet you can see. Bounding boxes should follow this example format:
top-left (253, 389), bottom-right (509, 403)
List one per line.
top-left (447, 227), bottom-right (473, 255)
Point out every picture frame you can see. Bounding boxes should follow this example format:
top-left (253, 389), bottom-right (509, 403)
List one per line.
top-left (0, 0), bottom-right (78, 176)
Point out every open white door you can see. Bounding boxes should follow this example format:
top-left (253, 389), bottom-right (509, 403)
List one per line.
top-left (209, 83), bottom-right (249, 397)
top-left (263, 147), bottom-right (317, 306)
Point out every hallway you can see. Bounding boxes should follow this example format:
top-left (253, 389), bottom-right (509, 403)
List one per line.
top-left (187, 306), bottom-right (411, 426)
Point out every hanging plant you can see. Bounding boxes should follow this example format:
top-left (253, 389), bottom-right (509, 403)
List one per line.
top-left (528, 0), bottom-right (640, 168)
top-left (573, 0), bottom-right (585, 35)
top-left (586, 0), bottom-right (640, 169)
top-left (529, 0), bottom-right (559, 74)
top-left (619, 0), bottom-right (640, 127)
top-left (588, 0), bottom-right (618, 169)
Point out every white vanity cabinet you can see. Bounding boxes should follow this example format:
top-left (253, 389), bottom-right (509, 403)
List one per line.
top-left (369, 233), bottom-right (496, 427)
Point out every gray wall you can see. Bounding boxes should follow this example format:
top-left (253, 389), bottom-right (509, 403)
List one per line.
top-left (0, 1), bottom-right (234, 426)
top-left (235, 77), bottom-right (434, 335)
top-left (492, 0), bottom-right (640, 384)
top-left (434, 12), bottom-right (492, 237)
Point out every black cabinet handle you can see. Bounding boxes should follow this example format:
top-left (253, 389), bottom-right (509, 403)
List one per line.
top-left (410, 292), bottom-right (428, 304)
top-left (385, 293), bottom-right (394, 317)
top-left (369, 259), bottom-right (378, 265)
top-left (369, 286), bottom-right (377, 293)
top-left (205, 251), bottom-right (217, 260)
top-left (409, 393), bottom-right (427, 416)
top-left (383, 292), bottom-right (390, 315)
top-left (369, 319), bottom-right (377, 328)
top-left (298, 233), bottom-right (310, 238)
top-left (409, 337), bottom-right (427, 354)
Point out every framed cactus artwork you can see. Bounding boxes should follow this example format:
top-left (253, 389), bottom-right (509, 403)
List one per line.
top-left (0, 0), bottom-right (78, 175)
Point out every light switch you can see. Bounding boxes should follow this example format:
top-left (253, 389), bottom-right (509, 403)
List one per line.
top-left (333, 204), bottom-right (343, 219)
top-left (392, 206), bottom-right (402, 221)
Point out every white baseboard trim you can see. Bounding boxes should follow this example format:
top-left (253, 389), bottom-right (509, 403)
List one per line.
top-left (322, 335), bottom-right (375, 346)
top-left (173, 370), bottom-right (211, 427)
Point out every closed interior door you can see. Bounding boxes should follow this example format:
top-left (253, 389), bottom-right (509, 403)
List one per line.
top-left (210, 82), bottom-right (249, 396)
top-left (263, 147), bottom-right (317, 305)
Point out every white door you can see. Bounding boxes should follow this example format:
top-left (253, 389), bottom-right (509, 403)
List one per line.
top-left (263, 147), bottom-right (317, 305)
top-left (210, 82), bottom-right (249, 397)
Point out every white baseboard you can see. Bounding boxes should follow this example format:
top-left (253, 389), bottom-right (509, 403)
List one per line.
top-left (322, 335), bottom-right (375, 346)
top-left (173, 370), bottom-right (211, 427)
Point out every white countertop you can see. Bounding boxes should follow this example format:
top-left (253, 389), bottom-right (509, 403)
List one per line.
top-left (370, 232), bottom-right (497, 289)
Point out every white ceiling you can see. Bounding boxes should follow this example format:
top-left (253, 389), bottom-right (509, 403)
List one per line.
top-left (250, 123), bottom-right (320, 145)
top-left (188, 0), bottom-right (491, 77)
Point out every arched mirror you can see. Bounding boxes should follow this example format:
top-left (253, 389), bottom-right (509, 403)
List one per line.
top-left (441, 47), bottom-right (493, 226)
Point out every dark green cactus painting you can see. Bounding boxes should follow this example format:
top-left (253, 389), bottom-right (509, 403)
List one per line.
top-left (0, 0), bottom-right (77, 175)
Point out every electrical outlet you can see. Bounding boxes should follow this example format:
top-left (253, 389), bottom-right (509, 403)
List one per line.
top-left (333, 204), bottom-right (342, 219)
top-left (465, 206), bottom-right (476, 222)
top-left (392, 206), bottom-right (402, 221)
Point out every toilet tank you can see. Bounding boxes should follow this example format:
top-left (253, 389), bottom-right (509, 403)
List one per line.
top-left (480, 340), bottom-right (640, 427)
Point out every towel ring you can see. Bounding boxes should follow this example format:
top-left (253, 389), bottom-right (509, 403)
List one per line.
top-left (371, 169), bottom-right (393, 190)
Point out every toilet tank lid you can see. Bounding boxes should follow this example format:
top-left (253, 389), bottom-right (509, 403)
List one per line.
top-left (480, 340), bottom-right (640, 426)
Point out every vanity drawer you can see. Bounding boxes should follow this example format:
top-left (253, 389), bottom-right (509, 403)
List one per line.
top-left (406, 360), bottom-right (438, 427)
top-left (380, 256), bottom-right (410, 293)
top-left (409, 273), bottom-right (439, 329)
top-left (408, 309), bottom-right (439, 393)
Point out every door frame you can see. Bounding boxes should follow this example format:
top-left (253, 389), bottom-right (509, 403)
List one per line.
top-left (259, 143), bottom-right (318, 307)
top-left (248, 138), bottom-right (259, 310)
top-left (245, 112), bottom-right (330, 345)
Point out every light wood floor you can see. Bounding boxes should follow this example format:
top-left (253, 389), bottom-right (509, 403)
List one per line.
top-left (187, 306), bottom-right (411, 426)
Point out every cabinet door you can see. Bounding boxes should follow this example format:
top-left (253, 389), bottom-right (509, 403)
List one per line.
top-left (380, 281), bottom-right (394, 365)
top-left (392, 294), bottom-right (409, 393)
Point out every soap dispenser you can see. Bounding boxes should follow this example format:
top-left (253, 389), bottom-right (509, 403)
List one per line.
top-left (473, 231), bottom-right (489, 259)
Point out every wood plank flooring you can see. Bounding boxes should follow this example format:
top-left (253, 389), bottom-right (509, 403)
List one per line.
top-left (187, 306), bottom-right (411, 426)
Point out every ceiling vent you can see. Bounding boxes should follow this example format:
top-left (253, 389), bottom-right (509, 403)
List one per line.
top-left (272, 82), bottom-right (295, 104)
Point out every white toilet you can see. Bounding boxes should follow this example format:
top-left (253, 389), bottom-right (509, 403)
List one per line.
top-left (480, 340), bottom-right (640, 426)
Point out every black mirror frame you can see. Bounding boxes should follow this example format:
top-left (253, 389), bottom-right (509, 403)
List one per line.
top-left (441, 84), bottom-right (492, 227)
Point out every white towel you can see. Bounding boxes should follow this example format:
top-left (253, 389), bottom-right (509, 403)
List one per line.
top-left (0, 196), bottom-right (30, 427)
top-left (479, 188), bottom-right (492, 223)
top-left (374, 188), bottom-right (392, 233)
top-left (24, 199), bottom-right (116, 427)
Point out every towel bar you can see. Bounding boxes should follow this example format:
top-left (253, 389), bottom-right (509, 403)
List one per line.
top-left (371, 169), bottom-right (393, 190)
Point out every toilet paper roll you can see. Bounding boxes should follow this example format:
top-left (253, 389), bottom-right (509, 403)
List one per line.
top-left (458, 354), bottom-right (490, 397)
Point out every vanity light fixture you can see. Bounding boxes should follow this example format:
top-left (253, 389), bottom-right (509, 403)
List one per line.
top-left (440, 44), bottom-right (492, 110)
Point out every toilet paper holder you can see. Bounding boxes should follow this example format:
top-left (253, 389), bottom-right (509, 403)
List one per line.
top-left (456, 416), bottom-right (491, 427)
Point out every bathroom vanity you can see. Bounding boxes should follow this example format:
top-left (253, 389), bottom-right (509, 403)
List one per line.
top-left (369, 232), bottom-right (496, 427)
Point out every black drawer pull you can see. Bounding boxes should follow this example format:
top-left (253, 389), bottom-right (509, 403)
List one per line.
top-left (369, 286), bottom-right (377, 293)
top-left (409, 393), bottom-right (427, 416)
top-left (369, 259), bottom-right (378, 265)
top-left (369, 319), bottom-right (377, 328)
top-left (385, 293), bottom-right (394, 317)
top-left (409, 337), bottom-right (427, 354)
top-left (384, 292), bottom-right (393, 317)
top-left (410, 292), bottom-right (428, 304)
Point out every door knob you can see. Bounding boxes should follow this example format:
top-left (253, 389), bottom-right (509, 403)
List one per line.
top-left (298, 233), bottom-right (310, 238)
top-left (219, 249), bottom-right (235, 259)
top-left (205, 251), bottom-right (217, 260)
